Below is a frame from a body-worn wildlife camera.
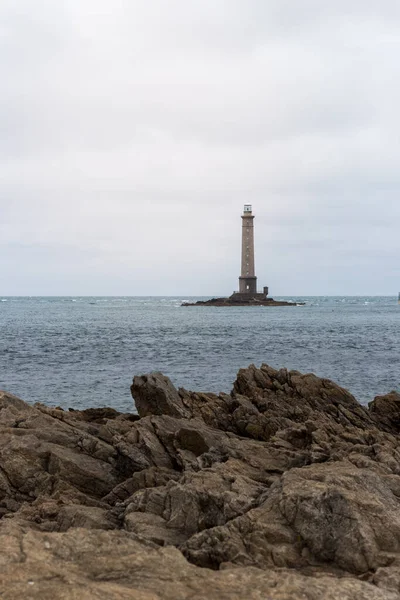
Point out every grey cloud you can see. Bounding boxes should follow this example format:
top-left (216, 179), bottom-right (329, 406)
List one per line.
top-left (1, 0), bottom-right (399, 295)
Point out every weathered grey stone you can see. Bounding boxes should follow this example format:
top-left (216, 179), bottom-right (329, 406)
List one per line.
top-left (369, 391), bottom-right (400, 432)
top-left (131, 373), bottom-right (190, 419)
top-left (0, 524), bottom-right (398, 600)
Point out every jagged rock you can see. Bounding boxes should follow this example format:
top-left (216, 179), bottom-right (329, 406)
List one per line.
top-left (369, 391), bottom-right (400, 432)
top-left (0, 365), bottom-right (400, 599)
top-left (278, 461), bottom-right (400, 573)
top-left (131, 372), bottom-right (191, 419)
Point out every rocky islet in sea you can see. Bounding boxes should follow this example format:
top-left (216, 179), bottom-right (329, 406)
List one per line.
top-left (0, 365), bottom-right (400, 598)
top-left (182, 296), bottom-right (303, 306)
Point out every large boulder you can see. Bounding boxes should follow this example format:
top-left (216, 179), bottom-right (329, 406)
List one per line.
top-left (131, 373), bottom-right (191, 418)
top-left (369, 391), bottom-right (400, 432)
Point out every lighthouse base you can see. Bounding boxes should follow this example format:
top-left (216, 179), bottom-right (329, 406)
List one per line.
top-left (238, 276), bottom-right (257, 294)
top-left (229, 285), bottom-right (269, 303)
top-left (229, 292), bottom-right (268, 303)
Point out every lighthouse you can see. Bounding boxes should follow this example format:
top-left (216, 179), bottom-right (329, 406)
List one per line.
top-left (229, 205), bottom-right (269, 302)
top-left (239, 204), bottom-right (257, 294)
top-left (182, 204), bottom-right (301, 305)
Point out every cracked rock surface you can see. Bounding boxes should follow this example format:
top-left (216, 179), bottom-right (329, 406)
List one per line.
top-left (1, 364), bottom-right (400, 599)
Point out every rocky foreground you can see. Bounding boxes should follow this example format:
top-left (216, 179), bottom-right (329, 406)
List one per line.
top-left (1, 366), bottom-right (400, 599)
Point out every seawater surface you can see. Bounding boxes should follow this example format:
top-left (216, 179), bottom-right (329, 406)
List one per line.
top-left (0, 296), bottom-right (399, 411)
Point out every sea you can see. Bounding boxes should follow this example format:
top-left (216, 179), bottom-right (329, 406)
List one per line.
top-left (0, 296), bottom-right (398, 412)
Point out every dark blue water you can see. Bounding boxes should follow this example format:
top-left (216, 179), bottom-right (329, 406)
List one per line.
top-left (0, 296), bottom-right (399, 411)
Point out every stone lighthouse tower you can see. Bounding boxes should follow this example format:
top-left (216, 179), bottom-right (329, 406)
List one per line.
top-left (228, 205), bottom-right (269, 302)
top-left (182, 204), bottom-right (288, 305)
top-left (239, 204), bottom-right (257, 294)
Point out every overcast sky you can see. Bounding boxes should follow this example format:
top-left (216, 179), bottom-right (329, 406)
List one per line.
top-left (1, 1), bottom-right (399, 296)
